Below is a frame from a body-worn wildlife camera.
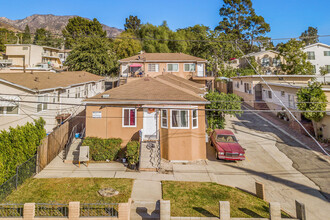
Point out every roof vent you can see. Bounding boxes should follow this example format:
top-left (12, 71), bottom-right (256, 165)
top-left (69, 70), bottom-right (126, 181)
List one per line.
top-left (101, 94), bottom-right (110, 98)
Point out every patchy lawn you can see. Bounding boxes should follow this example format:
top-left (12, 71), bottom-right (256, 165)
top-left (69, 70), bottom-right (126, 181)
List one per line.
top-left (3, 178), bottom-right (133, 203)
top-left (162, 181), bottom-right (291, 218)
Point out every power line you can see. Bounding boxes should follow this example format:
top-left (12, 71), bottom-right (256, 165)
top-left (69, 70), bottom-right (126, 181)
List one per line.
top-left (0, 93), bottom-right (328, 104)
top-left (234, 43), bottom-right (330, 156)
top-left (0, 97), bottom-right (329, 113)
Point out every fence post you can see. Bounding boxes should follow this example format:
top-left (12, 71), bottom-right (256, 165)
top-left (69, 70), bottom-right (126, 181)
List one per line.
top-left (15, 166), bottom-right (19, 189)
top-left (160, 200), bottom-right (170, 220)
top-left (219, 201), bottom-right (230, 220)
top-left (295, 200), bottom-right (306, 220)
top-left (255, 182), bottom-right (265, 200)
top-left (69, 202), bottom-right (80, 220)
top-left (269, 202), bottom-right (281, 220)
top-left (23, 203), bottom-right (35, 220)
top-left (118, 200), bottom-right (130, 220)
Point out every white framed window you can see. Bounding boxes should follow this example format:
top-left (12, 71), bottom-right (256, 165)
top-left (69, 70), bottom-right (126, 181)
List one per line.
top-left (324, 51), bottom-right (330, 56)
top-left (288, 95), bottom-right (296, 109)
top-left (184, 63), bottom-right (196, 72)
top-left (273, 58), bottom-right (281, 67)
top-left (192, 109), bottom-right (198, 129)
top-left (171, 109), bottom-right (189, 129)
top-left (267, 91), bottom-right (272, 99)
top-left (261, 57), bottom-right (270, 67)
top-left (0, 106), bottom-right (19, 115)
top-left (167, 63), bottom-right (179, 72)
top-left (281, 91), bottom-right (285, 97)
top-left (148, 64), bottom-right (159, 72)
top-left (161, 109), bottom-right (168, 128)
top-left (37, 94), bottom-right (48, 112)
top-left (122, 108), bottom-right (137, 127)
top-left (307, 51), bottom-right (315, 60)
top-left (67, 89), bottom-right (70, 98)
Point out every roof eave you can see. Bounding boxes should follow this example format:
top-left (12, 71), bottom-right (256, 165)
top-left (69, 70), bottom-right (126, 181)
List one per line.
top-left (83, 100), bottom-right (209, 105)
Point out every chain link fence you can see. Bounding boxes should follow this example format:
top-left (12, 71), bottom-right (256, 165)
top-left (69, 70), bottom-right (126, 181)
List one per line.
top-left (0, 155), bottom-right (37, 201)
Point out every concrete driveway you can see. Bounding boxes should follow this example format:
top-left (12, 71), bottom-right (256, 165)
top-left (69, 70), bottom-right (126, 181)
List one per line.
top-left (171, 115), bottom-right (330, 220)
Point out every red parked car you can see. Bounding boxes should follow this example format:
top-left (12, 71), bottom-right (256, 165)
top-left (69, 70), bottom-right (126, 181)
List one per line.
top-left (210, 129), bottom-right (245, 161)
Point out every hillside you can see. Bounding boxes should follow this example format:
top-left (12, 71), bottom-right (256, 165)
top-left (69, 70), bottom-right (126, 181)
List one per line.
top-left (0, 14), bottom-right (123, 37)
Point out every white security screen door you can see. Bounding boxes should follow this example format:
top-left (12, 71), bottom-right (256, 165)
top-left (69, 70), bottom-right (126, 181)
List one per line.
top-left (143, 109), bottom-right (157, 140)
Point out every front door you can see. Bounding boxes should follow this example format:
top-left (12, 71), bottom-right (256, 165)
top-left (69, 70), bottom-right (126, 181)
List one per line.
top-left (255, 84), bottom-right (262, 101)
top-left (143, 109), bottom-right (158, 140)
top-left (197, 64), bottom-right (204, 77)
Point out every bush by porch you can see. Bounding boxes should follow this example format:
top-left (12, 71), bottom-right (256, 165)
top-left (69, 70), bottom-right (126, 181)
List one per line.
top-left (82, 137), bottom-right (123, 162)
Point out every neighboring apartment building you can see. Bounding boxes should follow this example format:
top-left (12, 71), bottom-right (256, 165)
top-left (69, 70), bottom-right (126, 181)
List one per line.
top-left (303, 43), bottom-right (330, 75)
top-left (58, 49), bottom-right (71, 64)
top-left (118, 52), bottom-right (214, 89)
top-left (5, 44), bottom-right (62, 68)
top-left (231, 75), bottom-right (314, 109)
top-left (0, 71), bottom-right (105, 132)
top-left (84, 74), bottom-right (208, 161)
top-left (260, 82), bottom-right (330, 140)
top-left (237, 50), bottom-right (285, 75)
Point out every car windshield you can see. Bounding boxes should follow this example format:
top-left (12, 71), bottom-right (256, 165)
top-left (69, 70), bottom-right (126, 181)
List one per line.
top-left (216, 135), bottom-right (237, 143)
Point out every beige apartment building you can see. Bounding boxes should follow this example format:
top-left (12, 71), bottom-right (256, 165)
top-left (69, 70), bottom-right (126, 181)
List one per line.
top-left (0, 71), bottom-right (105, 132)
top-left (233, 50), bottom-right (286, 75)
top-left (5, 44), bottom-right (62, 68)
top-left (119, 52), bottom-right (215, 89)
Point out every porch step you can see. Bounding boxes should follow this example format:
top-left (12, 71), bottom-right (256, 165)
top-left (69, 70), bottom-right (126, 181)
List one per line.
top-left (139, 141), bottom-right (160, 170)
top-left (254, 101), bottom-right (270, 110)
top-left (130, 201), bottom-right (160, 220)
top-left (64, 138), bottom-right (83, 163)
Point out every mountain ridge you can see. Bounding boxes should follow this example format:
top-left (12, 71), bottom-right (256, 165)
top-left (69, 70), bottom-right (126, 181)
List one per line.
top-left (0, 14), bottom-right (123, 37)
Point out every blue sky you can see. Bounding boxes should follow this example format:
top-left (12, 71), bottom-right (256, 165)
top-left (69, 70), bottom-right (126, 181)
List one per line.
top-left (2, 0), bottom-right (330, 44)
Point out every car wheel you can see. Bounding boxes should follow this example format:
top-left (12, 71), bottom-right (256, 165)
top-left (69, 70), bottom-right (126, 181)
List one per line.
top-left (215, 151), bottom-right (218, 160)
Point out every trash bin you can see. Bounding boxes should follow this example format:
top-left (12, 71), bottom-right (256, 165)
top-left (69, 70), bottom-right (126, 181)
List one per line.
top-left (75, 133), bottom-right (80, 138)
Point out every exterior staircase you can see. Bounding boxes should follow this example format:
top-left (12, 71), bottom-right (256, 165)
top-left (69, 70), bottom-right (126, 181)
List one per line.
top-left (64, 138), bottom-right (83, 163)
top-left (139, 141), bottom-right (160, 171)
top-left (254, 101), bottom-right (270, 110)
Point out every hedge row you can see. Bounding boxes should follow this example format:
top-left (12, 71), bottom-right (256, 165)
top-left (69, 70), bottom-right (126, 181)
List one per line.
top-left (0, 118), bottom-right (46, 185)
top-left (126, 141), bottom-right (140, 165)
top-left (82, 137), bottom-right (122, 161)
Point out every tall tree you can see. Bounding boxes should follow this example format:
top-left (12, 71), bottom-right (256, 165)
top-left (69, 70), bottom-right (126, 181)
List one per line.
top-left (62, 17), bottom-right (106, 48)
top-left (33, 28), bottom-right (62, 47)
top-left (215, 0), bottom-right (270, 52)
top-left (0, 28), bottom-right (16, 51)
top-left (65, 37), bottom-right (117, 75)
top-left (300, 27), bottom-right (318, 46)
top-left (22, 25), bottom-right (31, 44)
top-left (278, 39), bottom-right (314, 75)
top-left (113, 32), bottom-right (142, 59)
top-left (124, 15), bottom-right (141, 33)
top-left (297, 82), bottom-right (327, 138)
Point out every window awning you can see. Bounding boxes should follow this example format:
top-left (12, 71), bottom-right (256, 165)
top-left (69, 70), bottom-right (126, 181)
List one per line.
top-left (130, 63), bottom-right (142, 68)
top-left (0, 96), bottom-right (20, 107)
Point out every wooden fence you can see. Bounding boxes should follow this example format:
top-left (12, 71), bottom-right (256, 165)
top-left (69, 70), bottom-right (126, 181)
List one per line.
top-left (37, 110), bottom-right (85, 172)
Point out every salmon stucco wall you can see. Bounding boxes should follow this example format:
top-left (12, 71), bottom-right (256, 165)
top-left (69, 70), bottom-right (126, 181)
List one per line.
top-left (85, 105), bottom-right (207, 161)
top-left (159, 105), bottom-right (206, 161)
top-left (85, 105), bottom-right (143, 145)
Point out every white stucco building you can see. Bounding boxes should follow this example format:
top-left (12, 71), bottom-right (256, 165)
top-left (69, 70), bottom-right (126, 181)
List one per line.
top-left (303, 43), bottom-right (330, 76)
top-left (0, 71), bottom-right (105, 132)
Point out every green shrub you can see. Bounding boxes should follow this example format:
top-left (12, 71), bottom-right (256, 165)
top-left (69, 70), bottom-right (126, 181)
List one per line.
top-left (126, 141), bottom-right (140, 165)
top-left (0, 118), bottom-right (46, 184)
top-left (82, 137), bottom-right (122, 161)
